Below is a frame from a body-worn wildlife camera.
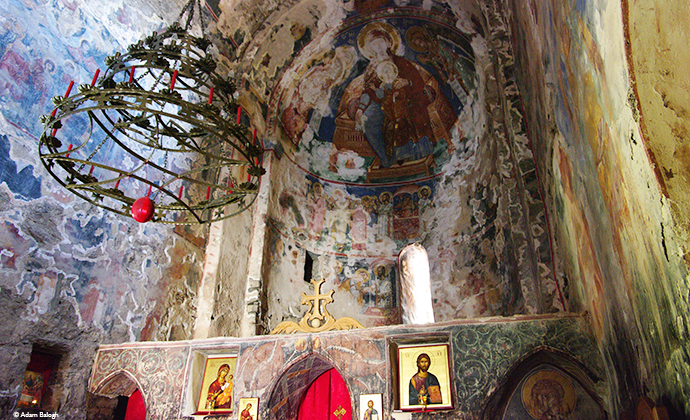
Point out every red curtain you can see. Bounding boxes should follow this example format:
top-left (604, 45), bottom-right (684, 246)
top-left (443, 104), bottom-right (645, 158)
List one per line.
top-left (298, 369), bottom-right (352, 420)
top-left (124, 389), bottom-right (146, 420)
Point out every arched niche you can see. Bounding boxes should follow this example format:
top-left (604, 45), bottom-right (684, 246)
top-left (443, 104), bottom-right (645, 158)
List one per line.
top-left (482, 347), bottom-right (607, 420)
top-left (92, 370), bottom-right (142, 400)
top-left (267, 353), bottom-right (352, 420)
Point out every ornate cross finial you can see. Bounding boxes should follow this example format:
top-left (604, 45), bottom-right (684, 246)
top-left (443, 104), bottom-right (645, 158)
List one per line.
top-left (269, 278), bottom-right (364, 334)
top-left (301, 278), bottom-right (334, 327)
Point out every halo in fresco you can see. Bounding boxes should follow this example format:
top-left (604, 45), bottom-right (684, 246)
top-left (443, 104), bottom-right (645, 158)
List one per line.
top-left (269, 15), bottom-right (476, 184)
top-left (521, 369), bottom-right (576, 420)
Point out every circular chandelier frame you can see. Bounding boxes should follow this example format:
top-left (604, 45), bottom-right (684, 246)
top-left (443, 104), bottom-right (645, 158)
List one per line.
top-left (39, 23), bottom-right (264, 224)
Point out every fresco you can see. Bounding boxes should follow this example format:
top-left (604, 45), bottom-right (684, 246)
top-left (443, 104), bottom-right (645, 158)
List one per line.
top-left (506, 0), bottom-right (690, 415)
top-left (502, 365), bottom-right (605, 420)
top-left (268, 15), bottom-right (476, 184)
top-left (268, 155), bottom-right (437, 257)
top-left (261, 223), bottom-right (400, 329)
top-left (0, 0), bottom-right (207, 376)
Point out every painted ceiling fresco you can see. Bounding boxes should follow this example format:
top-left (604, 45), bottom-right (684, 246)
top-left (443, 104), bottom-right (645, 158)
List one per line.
top-left (267, 12), bottom-right (477, 185)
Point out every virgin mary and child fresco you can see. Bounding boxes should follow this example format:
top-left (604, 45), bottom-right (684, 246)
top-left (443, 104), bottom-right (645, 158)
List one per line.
top-left (332, 21), bottom-right (457, 173)
top-left (279, 20), bottom-right (459, 182)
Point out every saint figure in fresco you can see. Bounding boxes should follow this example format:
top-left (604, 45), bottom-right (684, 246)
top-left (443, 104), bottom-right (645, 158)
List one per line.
top-left (529, 379), bottom-right (567, 420)
top-left (363, 400), bottom-right (379, 420)
top-left (409, 353), bottom-right (442, 405)
top-left (280, 46), bottom-right (357, 144)
top-left (522, 370), bottom-right (575, 420)
top-left (240, 402), bottom-right (254, 420)
top-left (333, 21), bottom-right (456, 172)
top-left (206, 364), bottom-right (233, 409)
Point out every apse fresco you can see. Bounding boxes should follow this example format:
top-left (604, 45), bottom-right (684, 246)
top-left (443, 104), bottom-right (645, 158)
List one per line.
top-left (270, 157), bottom-right (437, 256)
top-left (269, 15), bottom-right (476, 184)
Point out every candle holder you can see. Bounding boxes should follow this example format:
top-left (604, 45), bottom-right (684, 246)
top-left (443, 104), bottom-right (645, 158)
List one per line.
top-left (38, 21), bottom-right (264, 224)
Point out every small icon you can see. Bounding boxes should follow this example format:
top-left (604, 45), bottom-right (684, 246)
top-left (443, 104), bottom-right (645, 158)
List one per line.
top-left (13, 412), bottom-right (19, 418)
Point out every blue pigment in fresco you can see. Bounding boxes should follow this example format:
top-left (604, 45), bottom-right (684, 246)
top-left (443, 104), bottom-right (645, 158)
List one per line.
top-left (0, 134), bottom-right (41, 199)
top-left (276, 15), bottom-right (476, 184)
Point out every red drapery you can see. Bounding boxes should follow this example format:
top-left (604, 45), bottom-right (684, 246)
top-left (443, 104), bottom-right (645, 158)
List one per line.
top-left (124, 389), bottom-right (146, 420)
top-left (298, 369), bottom-right (352, 420)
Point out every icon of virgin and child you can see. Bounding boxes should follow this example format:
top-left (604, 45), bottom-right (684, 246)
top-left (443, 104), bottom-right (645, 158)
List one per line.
top-left (332, 21), bottom-right (457, 172)
top-left (409, 353), bottom-right (443, 405)
top-left (206, 364), bottom-right (233, 410)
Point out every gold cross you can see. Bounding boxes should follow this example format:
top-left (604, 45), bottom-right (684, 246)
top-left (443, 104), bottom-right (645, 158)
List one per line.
top-left (333, 404), bottom-right (347, 419)
top-left (301, 278), bottom-right (334, 324)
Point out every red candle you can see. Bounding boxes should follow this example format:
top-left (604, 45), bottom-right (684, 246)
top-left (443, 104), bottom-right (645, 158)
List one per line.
top-left (64, 80), bottom-right (74, 98)
top-left (91, 69), bottom-right (100, 86)
top-left (66, 144), bottom-right (72, 158)
top-left (89, 165), bottom-right (94, 175)
top-left (129, 66), bottom-right (135, 83)
top-left (115, 178), bottom-right (121, 189)
top-left (170, 70), bottom-right (178, 89)
top-left (208, 87), bottom-right (214, 104)
top-left (206, 186), bottom-right (211, 200)
top-left (236, 106), bottom-right (241, 124)
top-left (252, 128), bottom-right (257, 143)
top-left (50, 80), bottom-right (75, 126)
top-left (178, 185), bottom-right (184, 199)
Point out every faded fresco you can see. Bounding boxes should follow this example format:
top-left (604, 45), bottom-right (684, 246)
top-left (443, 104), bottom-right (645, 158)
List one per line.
top-left (261, 223), bottom-right (400, 329)
top-left (259, 5), bottom-right (560, 327)
top-left (0, 0), bottom-right (206, 415)
top-left (269, 15), bottom-right (475, 184)
top-left (506, 0), bottom-right (690, 415)
top-left (502, 366), bottom-right (605, 420)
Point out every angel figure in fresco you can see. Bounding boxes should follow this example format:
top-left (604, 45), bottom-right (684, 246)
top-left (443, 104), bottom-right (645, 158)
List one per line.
top-left (280, 46), bottom-right (357, 143)
top-left (206, 364), bottom-right (233, 410)
top-left (333, 21), bottom-right (457, 171)
top-left (409, 353), bottom-right (442, 406)
top-left (406, 25), bottom-right (471, 104)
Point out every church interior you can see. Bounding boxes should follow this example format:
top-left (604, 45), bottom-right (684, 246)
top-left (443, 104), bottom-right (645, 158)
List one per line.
top-left (1, 0), bottom-right (689, 418)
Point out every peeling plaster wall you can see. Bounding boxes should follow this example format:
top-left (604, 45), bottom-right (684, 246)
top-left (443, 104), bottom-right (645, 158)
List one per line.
top-left (209, 210), bottom-right (253, 337)
top-left (503, 0), bottom-right (690, 416)
top-left (225, 1), bottom-right (561, 331)
top-left (0, 0), bottom-right (205, 416)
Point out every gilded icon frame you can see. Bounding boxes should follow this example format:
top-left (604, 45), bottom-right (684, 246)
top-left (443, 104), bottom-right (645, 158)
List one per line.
top-left (195, 355), bottom-right (237, 415)
top-left (397, 343), bottom-right (453, 411)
